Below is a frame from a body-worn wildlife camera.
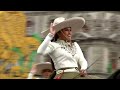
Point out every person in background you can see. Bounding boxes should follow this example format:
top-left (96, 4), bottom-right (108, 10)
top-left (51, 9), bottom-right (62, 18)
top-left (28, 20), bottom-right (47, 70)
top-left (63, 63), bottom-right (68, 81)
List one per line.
top-left (27, 62), bottom-right (53, 79)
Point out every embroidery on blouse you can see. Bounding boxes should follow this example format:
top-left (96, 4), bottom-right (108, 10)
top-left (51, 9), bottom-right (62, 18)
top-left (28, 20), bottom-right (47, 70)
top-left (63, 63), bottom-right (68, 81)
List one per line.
top-left (56, 39), bottom-right (76, 56)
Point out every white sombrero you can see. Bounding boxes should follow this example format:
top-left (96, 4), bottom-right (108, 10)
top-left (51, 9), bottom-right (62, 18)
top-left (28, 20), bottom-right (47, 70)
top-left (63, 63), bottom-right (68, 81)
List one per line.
top-left (35, 62), bottom-right (52, 75)
top-left (41, 17), bottom-right (85, 38)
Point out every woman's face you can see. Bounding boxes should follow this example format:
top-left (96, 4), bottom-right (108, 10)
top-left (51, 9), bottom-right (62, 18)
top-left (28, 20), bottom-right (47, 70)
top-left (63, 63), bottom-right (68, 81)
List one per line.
top-left (57, 27), bottom-right (72, 42)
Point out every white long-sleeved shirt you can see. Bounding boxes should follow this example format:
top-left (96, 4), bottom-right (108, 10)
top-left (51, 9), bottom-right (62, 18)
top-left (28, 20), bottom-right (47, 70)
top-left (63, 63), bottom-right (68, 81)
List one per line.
top-left (37, 33), bottom-right (88, 70)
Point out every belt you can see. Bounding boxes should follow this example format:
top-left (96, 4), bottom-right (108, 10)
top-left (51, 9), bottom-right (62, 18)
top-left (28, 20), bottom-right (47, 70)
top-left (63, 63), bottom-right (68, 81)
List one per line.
top-left (56, 67), bottom-right (79, 74)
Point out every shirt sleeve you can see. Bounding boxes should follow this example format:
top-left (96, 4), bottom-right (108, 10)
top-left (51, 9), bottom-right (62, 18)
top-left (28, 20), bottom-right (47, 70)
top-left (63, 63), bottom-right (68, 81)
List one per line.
top-left (74, 42), bottom-right (88, 70)
top-left (37, 33), bottom-right (55, 55)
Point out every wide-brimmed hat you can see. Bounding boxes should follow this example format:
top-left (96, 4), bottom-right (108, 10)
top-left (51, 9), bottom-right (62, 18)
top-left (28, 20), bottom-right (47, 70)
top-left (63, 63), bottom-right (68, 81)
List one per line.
top-left (41, 17), bottom-right (85, 38)
top-left (35, 62), bottom-right (52, 75)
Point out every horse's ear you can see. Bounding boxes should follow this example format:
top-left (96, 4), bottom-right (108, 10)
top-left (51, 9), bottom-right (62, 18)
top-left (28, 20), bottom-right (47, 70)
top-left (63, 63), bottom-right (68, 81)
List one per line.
top-left (107, 69), bottom-right (120, 79)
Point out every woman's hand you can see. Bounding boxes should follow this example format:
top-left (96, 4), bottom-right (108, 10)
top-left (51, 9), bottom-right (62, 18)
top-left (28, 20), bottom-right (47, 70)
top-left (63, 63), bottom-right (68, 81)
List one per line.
top-left (50, 23), bottom-right (56, 35)
top-left (80, 69), bottom-right (87, 77)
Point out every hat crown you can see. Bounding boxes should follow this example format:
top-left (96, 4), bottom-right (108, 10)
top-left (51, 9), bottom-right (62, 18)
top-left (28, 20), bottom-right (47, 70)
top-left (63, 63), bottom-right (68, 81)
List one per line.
top-left (53, 17), bottom-right (66, 26)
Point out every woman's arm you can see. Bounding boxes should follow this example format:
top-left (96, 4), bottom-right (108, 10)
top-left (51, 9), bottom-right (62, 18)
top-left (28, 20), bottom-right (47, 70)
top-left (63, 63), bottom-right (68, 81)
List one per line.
top-left (74, 42), bottom-right (88, 70)
top-left (37, 23), bottom-right (56, 55)
top-left (37, 33), bottom-right (54, 55)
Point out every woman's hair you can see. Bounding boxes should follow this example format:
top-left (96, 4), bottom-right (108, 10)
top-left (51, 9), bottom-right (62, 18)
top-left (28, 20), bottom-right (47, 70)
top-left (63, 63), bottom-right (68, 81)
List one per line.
top-left (51, 32), bottom-right (59, 42)
top-left (42, 69), bottom-right (52, 73)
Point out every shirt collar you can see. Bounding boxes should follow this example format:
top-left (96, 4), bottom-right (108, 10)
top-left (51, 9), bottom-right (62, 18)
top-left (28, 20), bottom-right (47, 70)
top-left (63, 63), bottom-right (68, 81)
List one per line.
top-left (56, 39), bottom-right (73, 47)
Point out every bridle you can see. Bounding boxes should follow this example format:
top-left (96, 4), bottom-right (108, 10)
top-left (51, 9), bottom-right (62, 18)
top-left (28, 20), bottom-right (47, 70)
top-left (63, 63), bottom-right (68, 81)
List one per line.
top-left (73, 57), bottom-right (102, 79)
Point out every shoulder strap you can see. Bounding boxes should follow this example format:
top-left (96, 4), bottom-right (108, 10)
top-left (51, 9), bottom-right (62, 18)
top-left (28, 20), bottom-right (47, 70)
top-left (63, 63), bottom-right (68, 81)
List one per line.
top-left (49, 59), bottom-right (56, 79)
top-left (50, 59), bottom-right (55, 70)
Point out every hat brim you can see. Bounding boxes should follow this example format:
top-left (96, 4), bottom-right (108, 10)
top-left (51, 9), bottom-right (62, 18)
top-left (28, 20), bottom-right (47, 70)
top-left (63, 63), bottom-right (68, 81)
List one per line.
top-left (41, 17), bottom-right (85, 38)
top-left (35, 62), bottom-right (52, 75)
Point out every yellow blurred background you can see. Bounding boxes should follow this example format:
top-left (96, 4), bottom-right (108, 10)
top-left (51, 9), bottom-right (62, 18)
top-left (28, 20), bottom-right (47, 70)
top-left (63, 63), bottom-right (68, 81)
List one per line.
top-left (0, 11), bottom-right (42, 79)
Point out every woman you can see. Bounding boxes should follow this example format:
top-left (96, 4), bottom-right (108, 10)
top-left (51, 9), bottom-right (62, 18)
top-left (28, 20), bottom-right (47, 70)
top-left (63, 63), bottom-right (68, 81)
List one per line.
top-left (37, 17), bottom-right (89, 79)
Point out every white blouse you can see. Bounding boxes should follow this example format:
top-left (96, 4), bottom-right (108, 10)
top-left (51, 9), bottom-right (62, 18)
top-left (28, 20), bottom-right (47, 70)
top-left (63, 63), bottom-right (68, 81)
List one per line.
top-left (37, 33), bottom-right (88, 70)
